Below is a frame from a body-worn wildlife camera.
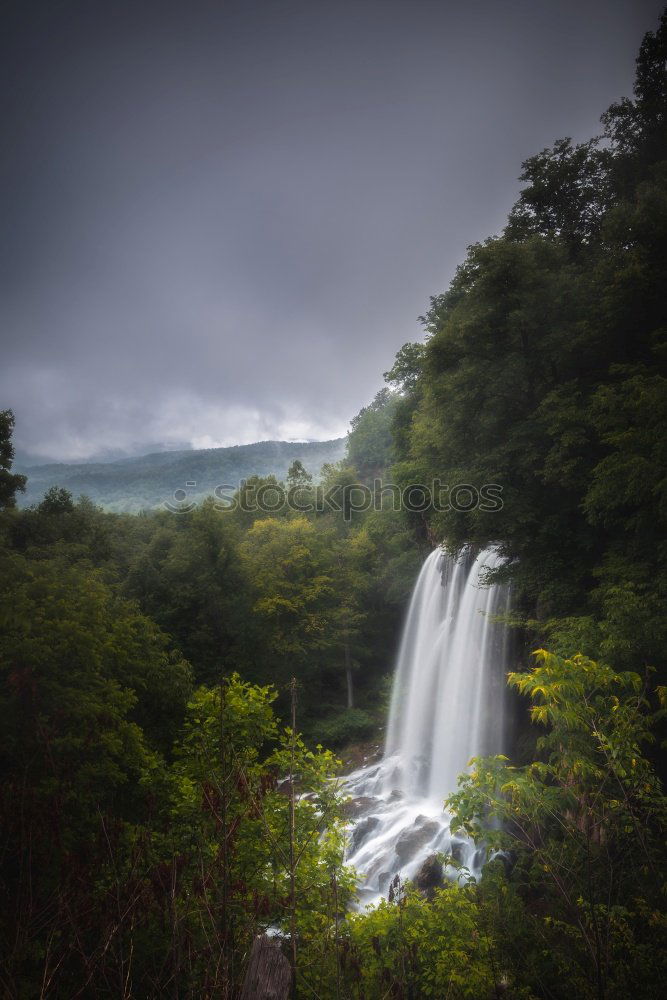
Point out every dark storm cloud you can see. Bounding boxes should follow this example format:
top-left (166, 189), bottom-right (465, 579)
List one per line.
top-left (1, 0), bottom-right (663, 459)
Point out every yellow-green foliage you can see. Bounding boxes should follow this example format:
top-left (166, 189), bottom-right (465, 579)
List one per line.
top-left (344, 882), bottom-right (498, 999)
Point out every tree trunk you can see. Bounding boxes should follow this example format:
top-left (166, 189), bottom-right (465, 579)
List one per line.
top-left (240, 935), bottom-right (291, 1000)
top-left (344, 641), bottom-right (354, 709)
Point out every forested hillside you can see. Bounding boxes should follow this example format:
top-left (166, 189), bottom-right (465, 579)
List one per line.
top-left (15, 437), bottom-right (346, 512)
top-left (384, 12), bottom-right (667, 684)
top-left (0, 11), bottom-right (666, 999)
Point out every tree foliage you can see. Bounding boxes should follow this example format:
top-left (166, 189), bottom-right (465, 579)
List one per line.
top-left (384, 11), bottom-right (667, 673)
top-left (0, 409), bottom-right (26, 509)
top-left (448, 650), bottom-right (667, 999)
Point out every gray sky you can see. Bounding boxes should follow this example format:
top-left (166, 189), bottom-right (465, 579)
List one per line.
top-left (1, 0), bottom-right (663, 460)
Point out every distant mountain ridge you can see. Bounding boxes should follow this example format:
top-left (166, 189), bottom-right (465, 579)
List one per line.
top-left (16, 438), bottom-right (347, 513)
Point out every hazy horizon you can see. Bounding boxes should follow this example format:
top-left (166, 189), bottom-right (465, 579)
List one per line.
top-left (14, 432), bottom-right (347, 468)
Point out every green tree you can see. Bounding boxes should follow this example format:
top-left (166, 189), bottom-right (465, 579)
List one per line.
top-left (124, 499), bottom-right (253, 683)
top-left (346, 388), bottom-right (399, 481)
top-left (326, 528), bottom-right (373, 710)
top-left (384, 10), bottom-right (667, 666)
top-left (162, 674), bottom-right (355, 997)
top-left (286, 459), bottom-right (312, 489)
top-left (448, 650), bottom-right (667, 1000)
top-left (0, 552), bottom-right (192, 995)
top-left (506, 137), bottom-right (613, 248)
top-left (239, 516), bottom-right (336, 692)
top-left (0, 409), bottom-right (26, 509)
top-left (38, 485), bottom-right (75, 514)
top-left (602, 10), bottom-right (667, 186)
top-left (339, 878), bottom-right (505, 1000)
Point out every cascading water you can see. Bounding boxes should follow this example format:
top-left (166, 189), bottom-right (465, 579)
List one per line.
top-left (344, 546), bottom-right (510, 904)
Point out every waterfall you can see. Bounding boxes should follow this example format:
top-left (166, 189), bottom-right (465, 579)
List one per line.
top-left (344, 545), bottom-right (510, 903)
top-left (385, 546), bottom-right (510, 799)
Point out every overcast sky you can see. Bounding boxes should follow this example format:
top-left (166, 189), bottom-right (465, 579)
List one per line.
top-left (1, 0), bottom-right (663, 461)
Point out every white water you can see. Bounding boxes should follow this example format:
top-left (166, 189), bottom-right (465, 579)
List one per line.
top-left (345, 546), bottom-right (510, 904)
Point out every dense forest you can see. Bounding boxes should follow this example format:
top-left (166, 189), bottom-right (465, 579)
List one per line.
top-left (1, 11), bottom-right (666, 999)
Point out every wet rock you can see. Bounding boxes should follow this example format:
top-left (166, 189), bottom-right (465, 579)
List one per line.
top-left (413, 853), bottom-right (444, 899)
top-left (350, 815), bottom-right (380, 852)
top-left (377, 871), bottom-right (392, 895)
top-left (388, 789), bottom-right (404, 801)
top-left (471, 846), bottom-right (487, 872)
top-left (343, 796), bottom-right (379, 819)
top-left (449, 839), bottom-right (467, 865)
top-left (394, 819), bottom-right (441, 862)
